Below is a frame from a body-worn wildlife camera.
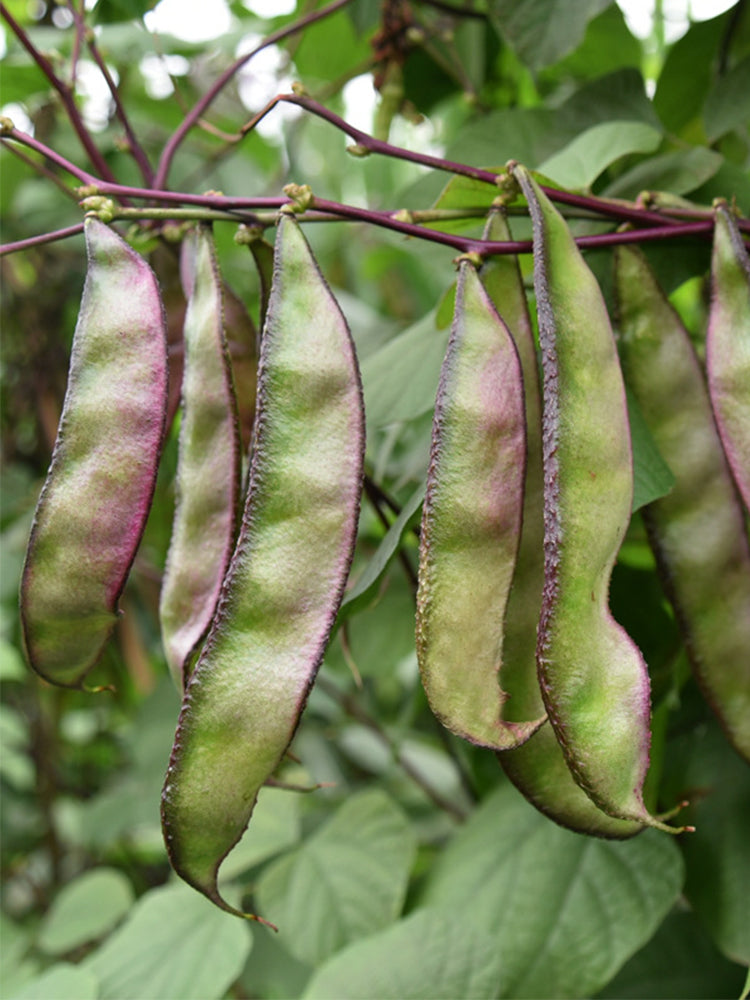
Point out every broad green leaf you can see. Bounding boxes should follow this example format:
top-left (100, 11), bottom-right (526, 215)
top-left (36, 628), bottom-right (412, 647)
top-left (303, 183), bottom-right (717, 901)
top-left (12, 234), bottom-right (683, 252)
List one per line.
top-left (255, 790), bottom-right (417, 966)
top-left (83, 884), bottom-right (251, 1000)
top-left (360, 309), bottom-right (449, 428)
top-left (339, 482), bottom-right (424, 618)
top-left (37, 868), bottom-right (134, 955)
top-left (626, 388), bottom-right (676, 512)
top-left (304, 908), bottom-right (505, 999)
top-left (422, 783), bottom-right (684, 999)
top-left (595, 907), bottom-right (748, 999)
top-left (538, 121), bottom-right (661, 190)
top-left (662, 720), bottom-right (750, 965)
top-left (546, 4), bottom-right (641, 81)
top-left (703, 55), bottom-right (750, 142)
top-left (345, 571), bottom-right (418, 680)
top-left (9, 964), bottom-right (98, 1000)
top-left (217, 786), bottom-right (301, 880)
top-left (603, 148), bottom-right (724, 200)
top-left (488, 0), bottom-right (611, 71)
top-left (0, 914), bottom-right (40, 999)
top-left (93, 0), bottom-right (158, 22)
top-left (654, 12), bottom-right (729, 135)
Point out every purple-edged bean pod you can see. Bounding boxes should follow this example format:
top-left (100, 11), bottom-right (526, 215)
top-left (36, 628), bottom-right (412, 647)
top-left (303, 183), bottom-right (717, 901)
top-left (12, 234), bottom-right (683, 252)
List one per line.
top-left (416, 258), bottom-right (546, 749)
top-left (161, 213), bottom-right (365, 918)
top-left (20, 216), bottom-right (168, 689)
top-left (510, 163), bottom-right (680, 832)
top-left (615, 242), bottom-right (750, 764)
top-left (159, 226), bottom-right (242, 690)
top-left (706, 201), bottom-right (750, 511)
top-left (483, 211), bottom-right (643, 837)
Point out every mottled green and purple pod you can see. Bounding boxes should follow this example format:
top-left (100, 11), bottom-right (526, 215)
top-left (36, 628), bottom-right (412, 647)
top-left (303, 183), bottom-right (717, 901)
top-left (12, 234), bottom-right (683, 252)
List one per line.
top-left (511, 163), bottom-right (676, 832)
top-left (159, 226), bottom-right (242, 690)
top-left (416, 259), bottom-right (546, 749)
top-left (483, 211), bottom-right (643, 838)
top-left (706, 202), bottom-right (750, 511)
top-left (20, 216), bottom-right (168, 689)
top-left (161, 214), bottom-right (365, 918)
top-left (615, 242), bottom-right (750, 764)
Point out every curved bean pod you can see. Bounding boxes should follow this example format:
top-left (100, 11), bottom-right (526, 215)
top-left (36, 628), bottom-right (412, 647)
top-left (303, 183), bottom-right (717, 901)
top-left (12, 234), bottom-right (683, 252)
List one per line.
top-left (159, 227), bottom-right (242, 690)
top-left (483, 212), bottom-right (642, 837)
top-left (161, 214), bottom-right (365, 918)
top-left (706, 202), bottom-right (750, 510)
top-left (416, 259), bottom-right (546, 749)
top-left (615, 242), bottom-right (750, 763)
top-left (510, 163), bottom-right (676, 832)
top-left (20, 217), bottom-right (168, 689)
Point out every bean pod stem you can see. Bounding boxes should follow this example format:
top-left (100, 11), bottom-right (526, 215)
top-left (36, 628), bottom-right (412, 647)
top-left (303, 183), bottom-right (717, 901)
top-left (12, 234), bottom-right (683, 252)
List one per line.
top-left (161, 214), bottom-right (365, 919)
top-left (615, 241), bottom-right (750, 764)
top-left (511, 163), bottom-right (679, 833)
top-left (159, 226), bottom-right (242, 689)
top-left (416, 259), bottom-right (546, 749)
top-left (20, 216), bottom-right (168, 689)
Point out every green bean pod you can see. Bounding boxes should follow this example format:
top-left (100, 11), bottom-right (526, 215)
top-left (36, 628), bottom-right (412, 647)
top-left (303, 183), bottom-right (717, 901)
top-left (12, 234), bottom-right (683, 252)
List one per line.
top-left (416, 259), bottom-right (546, 749)
top-left (20, 217), bottom-right (168, 689)
top-left (510, 163), bottom-right (675, 832)
top-left (706, 202), bottom-right (750, 511)
top-left (161, 214), bottom-right (365, 918)
top-left (483, 211), bottom-right (643, 837)
top-left (615, 242), bottom-right (750, 763)
top-left (159, 227), bottom-right (242, 690)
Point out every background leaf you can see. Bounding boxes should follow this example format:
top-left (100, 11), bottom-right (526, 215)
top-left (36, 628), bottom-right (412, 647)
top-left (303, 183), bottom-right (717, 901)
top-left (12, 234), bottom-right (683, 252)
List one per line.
top-left (488, 0), bottom-right (611, 71)
top-left (422, 783), bottom-right (684, 999)
top-left (255, 790), bottom-right (417, 966)
top-left (303, 908), bottom-right (505, 999)
top-left (37, 868), bottom-right (134, 955)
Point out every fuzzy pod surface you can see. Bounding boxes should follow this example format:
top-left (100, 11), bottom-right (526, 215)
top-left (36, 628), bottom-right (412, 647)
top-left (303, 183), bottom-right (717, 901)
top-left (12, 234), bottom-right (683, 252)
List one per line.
top-left (482, 212), bottom-right (643, 838)
top-left (511, 163), bottom-right (676, 832)
top-left (416, 260), bottom-right (546, 749)
top-left (161, 214), bottom-right (365, 918)
top-left (20, 216), bottom-right (168, 689)
top-left (706, 202), bottom-right (750, 511)
top-left (615, 242), bottom-right (750, 764)
top-left (160, 226), bottom-right (242, 690)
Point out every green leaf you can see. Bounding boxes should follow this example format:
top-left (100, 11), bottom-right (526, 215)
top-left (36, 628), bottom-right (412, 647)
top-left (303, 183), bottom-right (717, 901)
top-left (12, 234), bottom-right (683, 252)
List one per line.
top-left (654, 13), bottom-right (728, 136)
top-left (422, 783), bottom-right (684, 999)
top-left (360, 310), bottom-right (449, 428)
top-left (603, 148), bottom-right (724, 200)
top-left (626, 388), bottom-right (676, 512)
top-left (9, 964), bottom-right (98, 1000)
top-left (303, 908), bottom-right (505, 999)
top-left (538, 121), bottom-right (661, 190)
top-left (340, 482), bottom-right (425, 618)
top-left (37, 868), bottom-right (134, 955)
top-left (662, 720), bottom-right (750, 965)
top-left (93, 0), bottom-right (158, 22)
top-left (595, 907), bottom-right (748, 999)
top-left (83, 884), bottom-right (252, 1000)
top-left (217, 786), bottom-right (301, 881)
top-left (703, 55), bottom-right (750, 142)
top-left (488, 0), bottom-right (611, 71)
top-left (255, 790), bottom-right (417, 966)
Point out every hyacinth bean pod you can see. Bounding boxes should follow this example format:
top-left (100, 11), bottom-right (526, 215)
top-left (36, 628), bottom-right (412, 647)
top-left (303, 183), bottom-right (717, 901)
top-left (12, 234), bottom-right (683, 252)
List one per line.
top-left (615, 243), bottom-right (750, 763)
top-left (159, 226), bottom-right (242, 689)
top-left (481, 212), bottom-right (643, 837)
top-left (20, 217), bottom-right (168, 689)
top-left (706, 202), bottom-right (750, 510)
top-left (510, 163), bottom-right (677, 832)
top-left (161, 214), bottom-right (365, 918)
top-left (415, 260), bottom-right (546, 749)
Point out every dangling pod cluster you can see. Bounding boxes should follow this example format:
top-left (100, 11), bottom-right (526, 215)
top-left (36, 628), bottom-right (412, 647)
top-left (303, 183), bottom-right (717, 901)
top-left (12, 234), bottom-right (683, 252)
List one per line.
top-left (19, 171), bottom-right (749, 920)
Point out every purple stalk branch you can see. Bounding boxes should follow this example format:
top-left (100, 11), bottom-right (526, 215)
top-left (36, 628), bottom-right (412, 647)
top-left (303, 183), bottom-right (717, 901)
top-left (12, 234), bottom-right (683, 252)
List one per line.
top-left (0, 223), bottom-right (85, 256)
top-left (0, 2), bottom-right (119, 186)
top-left (250, 92), bottom-right (682, 231)
top-left (66, 1), bottom-right (154, 185)
top-left (152, 0), bottom-right (355, 189)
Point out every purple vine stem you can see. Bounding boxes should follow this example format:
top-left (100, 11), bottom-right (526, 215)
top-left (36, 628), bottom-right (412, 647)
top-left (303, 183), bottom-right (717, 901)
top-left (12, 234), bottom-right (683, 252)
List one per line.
top-left (152, 0), bottom-right (355, 189)
top-left (0, 2), bottom-right (118, 187)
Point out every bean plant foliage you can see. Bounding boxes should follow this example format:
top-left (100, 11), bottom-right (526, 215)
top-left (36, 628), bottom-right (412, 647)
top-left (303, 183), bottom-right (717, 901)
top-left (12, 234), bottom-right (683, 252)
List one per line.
top-left (1, 0), bottom-right (749, 997)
